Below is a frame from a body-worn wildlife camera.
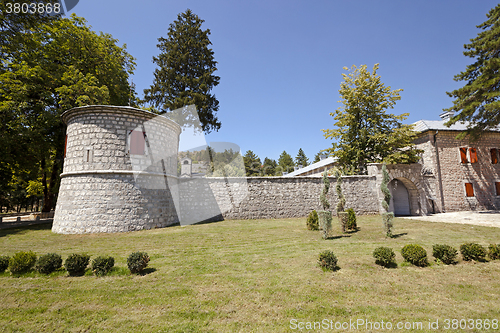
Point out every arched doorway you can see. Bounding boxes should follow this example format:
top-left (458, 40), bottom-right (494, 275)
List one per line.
top-left (388, 179), bottom-right (410, 216)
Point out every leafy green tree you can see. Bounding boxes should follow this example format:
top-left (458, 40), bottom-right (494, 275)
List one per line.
top-left (243, 150), bottom-right (261, 177)
top-left (323, 64), bottom-right (421, 174)
top-left (143, 9), bottom-right (220, 133)
top-left (0, 0), bottom-right (60, 59)
top-left (0, 14), bottom-right (135, 211)
top-left (277, 151), bottom-right (295, 175)
top-left (295, 148), bottom-right (309, 167)
top-left (444, 4), bottom-right (500, 139)
top-left (262, 158), bottom-right (277, 176)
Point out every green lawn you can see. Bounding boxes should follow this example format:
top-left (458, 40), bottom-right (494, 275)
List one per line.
top-left (1, 216), bottom-right (499, 332)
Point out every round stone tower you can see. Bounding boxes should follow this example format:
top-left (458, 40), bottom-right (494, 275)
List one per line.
top-left (52, 105), bottom-right (181, 234)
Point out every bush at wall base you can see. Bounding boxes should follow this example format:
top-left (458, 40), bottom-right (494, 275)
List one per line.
top-left (306, 210), bottom-right (319, 231)
top-left (460, 243), bottom-right (487, 262)
top-left (65, 254), bottom-right (90, 276)
top-left (381, 212), bottom-right (394, 237)
top-left (318, 250), bottom-right (339, 271)
top-left (373, 247), bottom-right (396, 267)
top-left (401, 244), bottom-right (428, 267)
top-left (0, 256), bottom-right (11, 273)
top-left (127, 252), bottom-right (150, 274)
top-left (35, 253), bottom-right (63, 274)
top-left (346, 208), bottom-right (357, 231)
top-left (91, 256), bottom-right (115, 277)
top-left (318, 211), bottom-right (332, 239)
top-left (8, 251), bottom-right (37, 275)
top-left (432, 244), bottom-right (458, 265)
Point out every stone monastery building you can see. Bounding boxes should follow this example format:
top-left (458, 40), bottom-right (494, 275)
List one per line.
top-left (53, 106), bottom-right (500, 234)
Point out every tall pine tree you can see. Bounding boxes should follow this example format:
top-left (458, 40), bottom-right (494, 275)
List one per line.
top-left (277, 151), bottom-right (295, 175)
top-left (295, 148), bottom-right (309, 167)
top-left (444, 4), bottom-right (500, 139)
top-left (144, 9), bottom-right (221, 133)
top-left (262, 157), bottom-right (277, 176)
top-left (243, 150), bottom-right (261, 177)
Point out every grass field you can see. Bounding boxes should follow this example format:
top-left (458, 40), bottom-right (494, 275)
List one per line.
top-left (1, 216), bottom-right (500, 332)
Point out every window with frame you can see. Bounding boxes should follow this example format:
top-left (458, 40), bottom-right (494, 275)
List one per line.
top-left (465, 183), bottom-right (474, 197)
top-left (129, 130), bottom-right (146, 155)
top-left (491, 148), bottom-right (498, 164)
top-left (496, 182), bottom-right (500, 196)
top-left (469, 148), bottom-right (478, 163)
top-left (460, 147), bottom-right (468, 163)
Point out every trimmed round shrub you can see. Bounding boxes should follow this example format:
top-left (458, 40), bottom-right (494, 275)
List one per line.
top-left (318, 250), bottom-right (339, 271)
top-left (460, 243), bottom-right (486, 262)
top-left (35, 253), bottom-right (62, 274)
top-left (432, 244), bottom-right (458, 265)
top-left (127, 252), bottom-right (150, 274)
top-left (0, 256), bottom-right (10, 273)
top-left (306, 210), bottom-right (319, 231)
top-left (91, 256), bottom-right (115, 276)
top-left (346, 208), bottom-right (357, 230)
top-left (64, 254), bottom-right (90, 276)
top-left (373, 247), bottom-right (396, 267)
top-left (401, 244), bottom-right (428, 267)
top-left (8, 251), bottom-right (37, 274)
top-left (488, 244), bottom-right (500, 260)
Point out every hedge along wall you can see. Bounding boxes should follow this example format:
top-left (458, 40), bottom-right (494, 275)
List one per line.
top-left (181, 175), bottom-right (381, 221)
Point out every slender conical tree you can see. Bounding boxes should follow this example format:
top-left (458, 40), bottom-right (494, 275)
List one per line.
top-left (444, 4), bottom-right (500, 139)
top-left (243, 150), bottom-right (261, 177)
top-left (295, 148), bottom-right (309, 167)
top-left (278, 151), bottom-right (295, 174)
top-left (144, 9), bottom-right (220, 133)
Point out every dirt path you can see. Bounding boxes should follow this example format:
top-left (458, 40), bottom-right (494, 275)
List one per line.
top-left (400, 211), bottom-right (500, 228)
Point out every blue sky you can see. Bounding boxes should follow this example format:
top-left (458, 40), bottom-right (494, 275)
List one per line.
top-left (69, 0), bottom-right (498, 163)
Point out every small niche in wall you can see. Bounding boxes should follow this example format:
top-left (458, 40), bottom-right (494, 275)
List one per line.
top-left (84, 147), bottom-right (93, 163)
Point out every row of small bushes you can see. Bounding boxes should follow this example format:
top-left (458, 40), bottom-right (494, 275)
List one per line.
top-left (373, 243), bottom-right (500, 268)
top-left (319, 243), bottom-right (500, 272)
top-left (307, 209), bottom-right (357, 232)
top-left (0, 251), bottom-right (150, 276)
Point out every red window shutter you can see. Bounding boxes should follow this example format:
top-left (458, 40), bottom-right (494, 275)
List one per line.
top-left (130, 131), bottom-right (145, 155)
top-left (64, 135), bottom-right (67, 158)
top-left (496, 182), bottom-right (500, 196)
top-left (460, 147), bottom-right (468, 163)
top-left (491, 149), bottom-right (498, 164)
top-left (465, 183), bottom-right (474, 197)
top-left (469, 148), bottom-right (478, 163)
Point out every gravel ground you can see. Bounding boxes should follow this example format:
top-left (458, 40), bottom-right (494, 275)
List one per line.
top-left (400, 211), bottom-right (500, 228)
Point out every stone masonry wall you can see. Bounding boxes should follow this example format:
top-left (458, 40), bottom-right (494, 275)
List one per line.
top-left (200, 176), bottom-right (380, 220)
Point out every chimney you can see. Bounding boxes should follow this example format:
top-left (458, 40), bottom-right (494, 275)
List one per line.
top-left (319, 154), bottom-right (327, 161)
top-left (439, 111), bottom-right (454, 121)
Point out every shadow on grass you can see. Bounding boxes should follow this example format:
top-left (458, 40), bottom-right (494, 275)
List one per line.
top-left (0, 221), bottom-right (52, 238)
top-left (344, 227), bottom-right (360, 234)
top-left (375, 261), bottom-right (398, 269)
top-left (321, 266), bottom-right (341, 272)
top-left (325, 234), bottom-right (351, 240)
top-left (390, 232), bottom-right (408, 238)
top-left (137, 267), bottom-right (157, 275)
